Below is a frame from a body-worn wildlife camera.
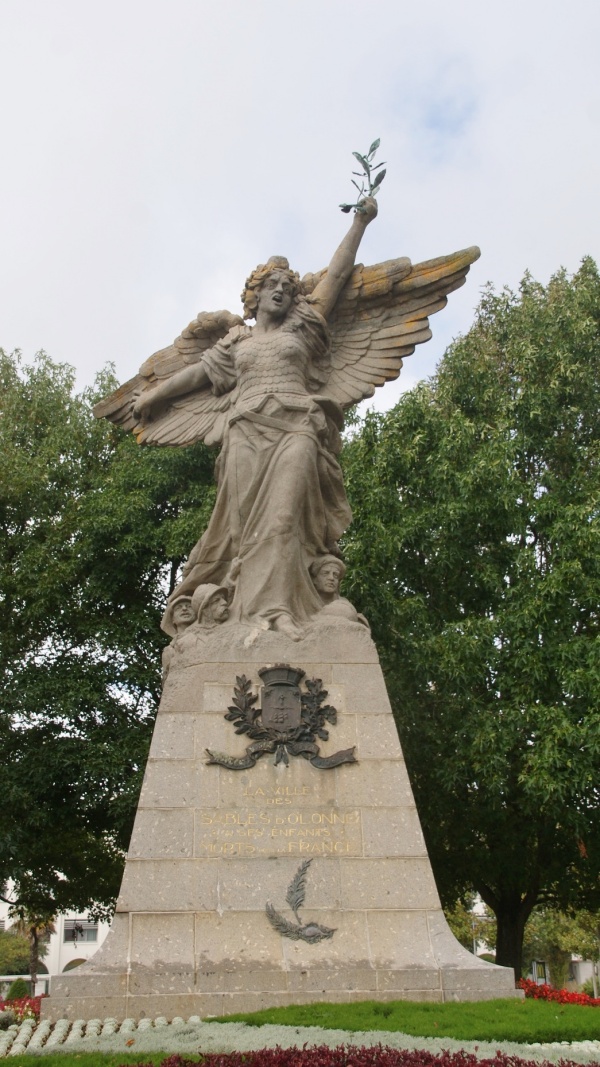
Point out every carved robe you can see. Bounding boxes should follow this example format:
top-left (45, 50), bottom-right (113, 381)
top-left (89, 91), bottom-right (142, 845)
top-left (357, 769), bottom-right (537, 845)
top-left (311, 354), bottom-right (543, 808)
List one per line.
top-left (170, 319), bottom-right (351, 627)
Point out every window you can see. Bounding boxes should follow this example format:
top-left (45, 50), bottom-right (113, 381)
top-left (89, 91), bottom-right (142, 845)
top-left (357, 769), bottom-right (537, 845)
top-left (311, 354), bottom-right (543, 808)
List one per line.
top-left (0, 921), bottom-right (5, 932)
top-left (62, 958), bottom-right (86, 972)
top-left (63, 920), bottom-right (98, 944)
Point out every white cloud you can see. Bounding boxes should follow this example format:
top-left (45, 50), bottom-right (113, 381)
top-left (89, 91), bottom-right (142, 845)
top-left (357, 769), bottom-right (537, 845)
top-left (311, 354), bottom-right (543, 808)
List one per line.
top-left (1, 0), bottom-right (598, 410)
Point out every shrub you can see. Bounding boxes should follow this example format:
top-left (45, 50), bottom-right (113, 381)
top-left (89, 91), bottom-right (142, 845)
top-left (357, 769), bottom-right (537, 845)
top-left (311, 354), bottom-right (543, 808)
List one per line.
top-left (0, 1010), bottom-right (16, 1030)
top-left (5, 977), bottom-right (29, 1000)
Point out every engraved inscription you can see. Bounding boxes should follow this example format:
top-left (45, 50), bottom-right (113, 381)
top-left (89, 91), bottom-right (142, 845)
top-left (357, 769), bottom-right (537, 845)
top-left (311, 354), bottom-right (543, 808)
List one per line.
top-left (242, 784), bottom-right (314, 805)
top-left (196, 806), bottom-right (362, 857)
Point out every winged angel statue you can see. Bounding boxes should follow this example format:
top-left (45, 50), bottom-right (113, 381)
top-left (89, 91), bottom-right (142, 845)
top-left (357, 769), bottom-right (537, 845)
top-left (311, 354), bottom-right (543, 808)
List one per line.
top-left (95, 198), bottom-right (479, 639)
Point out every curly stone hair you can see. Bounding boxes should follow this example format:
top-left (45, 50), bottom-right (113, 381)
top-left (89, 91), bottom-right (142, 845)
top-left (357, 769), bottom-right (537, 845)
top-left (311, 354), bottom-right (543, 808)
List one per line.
top-left (241, 256), bottom-right (302, 321)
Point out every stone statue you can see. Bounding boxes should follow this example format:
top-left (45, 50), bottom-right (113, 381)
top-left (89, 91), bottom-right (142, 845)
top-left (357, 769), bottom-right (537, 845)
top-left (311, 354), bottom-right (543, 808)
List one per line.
top-left (95, 197), bottom-right (479, 639)
top-left (190, 582), bottom-right (231, 630)
top-left (176, 582), bottom-right (232, 656)
top-left (47, 173), bottom-right (522, 1023)
top-left (309, 554), bottom-right (369, 628)
top-left (160, 595), bottom-right (194, 682)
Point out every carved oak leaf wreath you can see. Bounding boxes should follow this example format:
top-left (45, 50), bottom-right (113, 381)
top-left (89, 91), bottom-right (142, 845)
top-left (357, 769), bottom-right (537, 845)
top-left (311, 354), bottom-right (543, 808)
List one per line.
top-left (265, 859), bottom-right (335, 943)
top-left (205, 665), bottom-right (357, 770)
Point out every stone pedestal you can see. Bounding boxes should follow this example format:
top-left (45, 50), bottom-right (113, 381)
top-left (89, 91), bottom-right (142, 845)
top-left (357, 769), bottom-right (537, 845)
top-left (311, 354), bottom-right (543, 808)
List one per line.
top-left (43, 624), bottom-right (518, 1020)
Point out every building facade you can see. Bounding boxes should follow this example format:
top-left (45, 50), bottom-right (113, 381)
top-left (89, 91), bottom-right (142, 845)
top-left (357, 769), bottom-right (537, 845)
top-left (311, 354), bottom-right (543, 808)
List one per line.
top-left (0, 900), bottom-right (109, 996)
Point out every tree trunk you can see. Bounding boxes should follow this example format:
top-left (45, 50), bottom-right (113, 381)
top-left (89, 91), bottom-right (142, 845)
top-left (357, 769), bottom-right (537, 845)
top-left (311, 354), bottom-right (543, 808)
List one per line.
top-left (29, 927), bottom-right (38, 993)
top-left (494, 901), bottom-right (532, 978)
top-left (168, 557), bottom-right (182, 597)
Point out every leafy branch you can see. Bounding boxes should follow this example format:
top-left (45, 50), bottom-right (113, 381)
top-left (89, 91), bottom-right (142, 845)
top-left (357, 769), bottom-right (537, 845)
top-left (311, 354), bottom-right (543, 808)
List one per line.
top-left (340, 138), bottom-right (386, 213)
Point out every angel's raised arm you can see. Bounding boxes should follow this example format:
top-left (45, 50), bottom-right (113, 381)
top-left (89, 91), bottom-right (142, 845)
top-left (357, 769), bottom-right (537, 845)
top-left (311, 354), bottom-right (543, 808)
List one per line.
top-left (309, 197), bottom-right (378, 321)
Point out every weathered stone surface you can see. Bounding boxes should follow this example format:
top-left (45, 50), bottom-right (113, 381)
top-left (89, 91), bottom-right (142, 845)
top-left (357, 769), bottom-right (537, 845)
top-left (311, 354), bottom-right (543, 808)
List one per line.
top-left (361, 806), bottom-right (426, 857)
top-left (129, 809), bottom-right (194, 859)
top-left (149, 714), bottom-right (197, 758)
top-left (116, 859), bottom-right (219, 913)
top-left (43, 630), bottom-right (519, 1021)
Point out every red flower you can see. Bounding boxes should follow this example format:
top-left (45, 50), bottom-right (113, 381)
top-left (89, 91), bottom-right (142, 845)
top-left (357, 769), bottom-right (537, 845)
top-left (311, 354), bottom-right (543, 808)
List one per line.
top-left (518, 977), bottom-right (600, 1007)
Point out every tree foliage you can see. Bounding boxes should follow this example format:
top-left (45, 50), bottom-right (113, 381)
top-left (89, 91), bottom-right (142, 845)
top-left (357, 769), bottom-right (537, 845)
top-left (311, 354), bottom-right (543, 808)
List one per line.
top-left (444, 898), bottom-right (496, 955)
top-left (7, 912), bottom-right (54, 989)
top-left (523, 908), bottom-right (600, 987)
top-left (342, 259), bottom-right (600, 976)
top-left (0, 350), bottom-right (217, 918)
top-left (0, 930), bottom-right (32, 976)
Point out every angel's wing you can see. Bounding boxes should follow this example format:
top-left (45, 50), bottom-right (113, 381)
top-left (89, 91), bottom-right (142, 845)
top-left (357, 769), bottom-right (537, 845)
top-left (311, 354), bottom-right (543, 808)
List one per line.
top-left (93, 309), bottom-right (244, 447)
top-left (303, 247), bottom-right (480, 408)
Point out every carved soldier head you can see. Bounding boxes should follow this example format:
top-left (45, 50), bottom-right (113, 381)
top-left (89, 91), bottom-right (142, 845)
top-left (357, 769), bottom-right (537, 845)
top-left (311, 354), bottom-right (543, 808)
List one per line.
top-left (161, 595), bottom-right (195, 637)
top-left (191, 583), bottom-right (230, 628)
top-left (309, 555), bottom-right (347, 603)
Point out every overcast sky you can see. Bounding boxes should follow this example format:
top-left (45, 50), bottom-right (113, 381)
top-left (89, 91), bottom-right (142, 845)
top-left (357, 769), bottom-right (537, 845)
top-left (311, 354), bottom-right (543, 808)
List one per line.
top-left (2, 0), bottom-right (599, 411)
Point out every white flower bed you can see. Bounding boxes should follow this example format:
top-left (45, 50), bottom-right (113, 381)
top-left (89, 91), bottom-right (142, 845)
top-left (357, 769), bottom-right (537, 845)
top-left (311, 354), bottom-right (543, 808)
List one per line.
top-left (1, 1016), bottom-right (599, 1063)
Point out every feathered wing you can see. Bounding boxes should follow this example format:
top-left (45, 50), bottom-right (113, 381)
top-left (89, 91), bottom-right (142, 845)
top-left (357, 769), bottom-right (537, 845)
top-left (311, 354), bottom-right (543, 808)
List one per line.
top-left (93, 309), bottom-right (244, 447)
top-left (304, 247), bottom-right (480, 408)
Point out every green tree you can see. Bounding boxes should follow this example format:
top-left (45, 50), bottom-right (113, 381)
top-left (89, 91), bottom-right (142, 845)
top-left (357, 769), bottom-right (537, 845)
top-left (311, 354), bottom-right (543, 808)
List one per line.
top-left (0, 350), bottom-right (217, 919)
top-left (0, 929), bottom-right (31, 976)
top-left (342, 259), bottom-right (600, 978)
top-left (444, 897), bottom-right (496, 955)
top-left (8, 911), bottom-right (54, 990)
top-left (523, 908), bottom-right (600, 987)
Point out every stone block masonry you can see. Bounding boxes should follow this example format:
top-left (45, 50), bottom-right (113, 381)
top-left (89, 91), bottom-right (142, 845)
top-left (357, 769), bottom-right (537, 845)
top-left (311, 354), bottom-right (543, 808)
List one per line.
top-left (43, 625), bottom-right (519, 1020)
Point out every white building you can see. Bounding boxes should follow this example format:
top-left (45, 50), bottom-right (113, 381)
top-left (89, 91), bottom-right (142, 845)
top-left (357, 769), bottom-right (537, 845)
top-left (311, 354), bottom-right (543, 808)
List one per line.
top-left (0, 898), bottom-right (110, 996)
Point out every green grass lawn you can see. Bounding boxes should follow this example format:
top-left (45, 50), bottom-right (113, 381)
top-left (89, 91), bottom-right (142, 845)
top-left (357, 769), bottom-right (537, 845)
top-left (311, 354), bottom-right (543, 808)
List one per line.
top-left (7, 1000), bottom-right (600, 1066)
top-left (217, 997), bottom-right (600, 1043)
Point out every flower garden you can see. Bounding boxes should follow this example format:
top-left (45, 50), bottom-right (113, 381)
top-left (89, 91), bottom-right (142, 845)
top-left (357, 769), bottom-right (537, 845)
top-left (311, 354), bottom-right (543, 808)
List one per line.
top-left (1, 986), bottom-right (600, 1065)
top-left (518, 982), bottom-right (600, 1008)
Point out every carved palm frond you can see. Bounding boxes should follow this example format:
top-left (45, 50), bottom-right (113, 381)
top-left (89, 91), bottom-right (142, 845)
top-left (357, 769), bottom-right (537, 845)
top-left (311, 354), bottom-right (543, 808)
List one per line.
top-left (265, 903), bottom-right (303, 940)
top-left (265, 904), bottom-right (335, 944)
top-left (286, 858), bottom-right (312, 921)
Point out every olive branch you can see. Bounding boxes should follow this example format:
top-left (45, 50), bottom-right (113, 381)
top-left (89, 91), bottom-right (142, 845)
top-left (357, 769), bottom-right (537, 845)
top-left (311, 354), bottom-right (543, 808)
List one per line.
top-left (340, 138), bottom-right (386, 213)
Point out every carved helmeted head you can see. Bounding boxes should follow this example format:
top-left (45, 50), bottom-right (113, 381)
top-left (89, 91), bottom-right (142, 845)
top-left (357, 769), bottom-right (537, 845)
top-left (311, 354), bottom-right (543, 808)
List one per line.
top-left (191, 583), bottom-right (230, 626)
top-left (161, 595), bottom-right (195, 637)
top-left (309, 555), bottom-right (347, 600)
top-left (241, 256), bottom-right (302, 321)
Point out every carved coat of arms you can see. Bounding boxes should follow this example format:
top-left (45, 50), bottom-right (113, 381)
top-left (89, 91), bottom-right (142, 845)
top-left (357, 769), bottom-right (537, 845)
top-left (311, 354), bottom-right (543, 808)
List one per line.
top-left (206, 663), bottom-right (356, 770)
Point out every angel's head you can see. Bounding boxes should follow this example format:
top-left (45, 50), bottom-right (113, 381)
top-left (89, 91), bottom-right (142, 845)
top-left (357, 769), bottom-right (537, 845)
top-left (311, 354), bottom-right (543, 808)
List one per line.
top-left (241, 256), bottom-right (302, 321)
